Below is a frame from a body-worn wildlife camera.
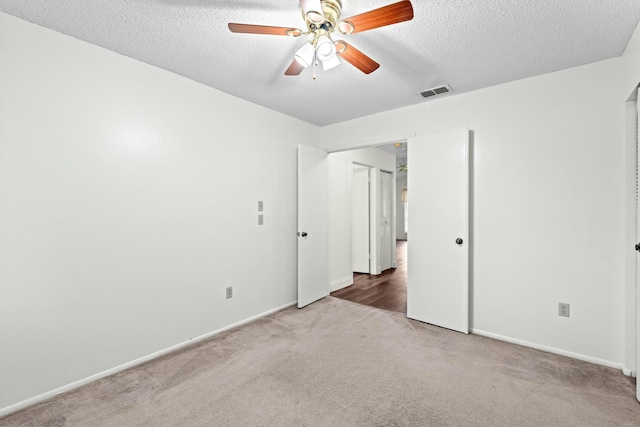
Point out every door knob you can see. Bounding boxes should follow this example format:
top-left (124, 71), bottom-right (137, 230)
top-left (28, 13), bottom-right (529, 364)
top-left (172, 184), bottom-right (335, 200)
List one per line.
top-left (301, 232), bottom-right (308, 237)
top-left (456, 238), bottom-right (463, 245)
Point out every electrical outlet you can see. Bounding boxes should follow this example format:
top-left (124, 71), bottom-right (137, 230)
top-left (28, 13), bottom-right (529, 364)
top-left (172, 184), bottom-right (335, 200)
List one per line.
top-left (226, 286), bottom-right (233, 299)
top-left (258, 201), bottom-right (264, 211)
top-left (258, 214), bottom-right (264, 225)
top-left (559, 302), bottom-right (570, 317)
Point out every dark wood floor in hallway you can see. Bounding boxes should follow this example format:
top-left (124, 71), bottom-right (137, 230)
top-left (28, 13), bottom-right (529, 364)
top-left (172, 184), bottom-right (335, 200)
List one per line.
top-left (331, 240), bottom-right (407, 313)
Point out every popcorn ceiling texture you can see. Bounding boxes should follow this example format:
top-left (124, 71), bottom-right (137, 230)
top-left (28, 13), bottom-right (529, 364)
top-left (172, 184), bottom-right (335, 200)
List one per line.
top-left (0, 0), bottom-right (639, 126)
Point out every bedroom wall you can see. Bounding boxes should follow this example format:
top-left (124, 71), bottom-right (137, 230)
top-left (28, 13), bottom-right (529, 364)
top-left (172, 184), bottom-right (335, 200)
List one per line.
top-left (0, 12), bottom-right (318, 413)
top-left (320, 53), bottom-right (640, 370)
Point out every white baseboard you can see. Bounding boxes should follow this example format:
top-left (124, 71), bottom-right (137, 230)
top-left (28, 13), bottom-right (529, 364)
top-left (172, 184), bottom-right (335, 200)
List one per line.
top-left (470, 328), bottom-right (625, 372)
top-left (622, 367), bottom-right (637, 377)
top-left (0, 301), bottom-right (297, 418)
top-left (330, 277), bottom-right (353, 293)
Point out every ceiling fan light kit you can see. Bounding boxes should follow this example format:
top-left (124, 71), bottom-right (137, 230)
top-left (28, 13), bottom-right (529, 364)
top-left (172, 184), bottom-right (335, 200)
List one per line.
top-left (322, 54), bottom-right (341, 71)
top-left (228, 0), bottom-right (414, 77)
top-left (295, 42), bottom-right (316, 68)
top-left (316, 35), bottom-right (336, 61)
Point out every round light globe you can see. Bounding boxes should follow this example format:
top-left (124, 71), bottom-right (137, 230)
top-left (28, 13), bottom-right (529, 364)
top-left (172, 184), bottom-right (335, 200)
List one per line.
top-left (316, 36), bottom-right (336, 62)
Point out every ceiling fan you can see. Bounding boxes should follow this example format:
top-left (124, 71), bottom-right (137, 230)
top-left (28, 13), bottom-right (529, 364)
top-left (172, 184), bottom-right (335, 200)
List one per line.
top-left (228, 0), bottom-right (414, 77)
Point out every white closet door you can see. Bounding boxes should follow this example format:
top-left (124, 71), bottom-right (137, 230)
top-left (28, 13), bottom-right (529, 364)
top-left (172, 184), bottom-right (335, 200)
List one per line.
top-left (380, 171), bottom-right (393, 271)
top-left (351, 165), bottom-right (370, 273)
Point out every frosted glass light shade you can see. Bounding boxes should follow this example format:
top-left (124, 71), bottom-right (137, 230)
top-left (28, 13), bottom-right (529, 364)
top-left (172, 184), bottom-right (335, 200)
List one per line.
top-left (401, 188), bottom-right (408, 203)
top-left (300, 0), bottom-right (324, 23)
top-left (294, 43), bottom-right (315, 68)
top-left (322, 55), bottom-right (340, 71)
top-left (316, 36), bottom-right (336, 62)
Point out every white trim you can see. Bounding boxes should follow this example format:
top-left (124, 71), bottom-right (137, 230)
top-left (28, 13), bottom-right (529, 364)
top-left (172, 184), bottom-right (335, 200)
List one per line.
top-left (330, 277), bottom-right (353, 293)
top-left (622, 367), bottom-right (636, 377)
top-left (471, 328), bottom-right (625, 372)
top-left (323, 132), bottom-right (417, 154)
top-left (0, 301), bottom-right (297, 418)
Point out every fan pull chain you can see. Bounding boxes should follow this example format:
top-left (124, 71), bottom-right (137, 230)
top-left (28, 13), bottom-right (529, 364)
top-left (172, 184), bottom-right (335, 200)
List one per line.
top-left (312, 51), bottom-right (317, 80)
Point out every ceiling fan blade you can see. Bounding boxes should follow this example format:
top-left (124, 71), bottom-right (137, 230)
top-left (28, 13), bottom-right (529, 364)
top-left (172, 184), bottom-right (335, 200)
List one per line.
top-left (335, 41), bottom-right (380, 74)
top-left (340, 0), bottom-right (414, 34)
top-left (285, 59), bottom-right (305, 76)
top-left (228, 23), bottom-right (303, 37)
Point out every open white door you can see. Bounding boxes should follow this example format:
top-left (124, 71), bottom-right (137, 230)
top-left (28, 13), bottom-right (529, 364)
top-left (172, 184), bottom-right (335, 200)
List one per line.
top-left (636, 92), bottom-right (640, 403)
top-left (407, 129), bottom-right (470, 334)
top-left (298, 144), bottom-right (329, 308)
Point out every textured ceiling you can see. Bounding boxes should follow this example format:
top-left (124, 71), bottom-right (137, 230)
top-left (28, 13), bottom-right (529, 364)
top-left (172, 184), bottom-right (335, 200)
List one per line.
top-left (1, 1), bottom-right (639, 127)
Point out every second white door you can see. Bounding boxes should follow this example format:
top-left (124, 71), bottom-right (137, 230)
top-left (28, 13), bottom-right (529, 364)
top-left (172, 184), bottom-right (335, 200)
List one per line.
top-left (407, 129), bottom-right (470, 334)
top-left (298, 144), bottom-right (329, 308)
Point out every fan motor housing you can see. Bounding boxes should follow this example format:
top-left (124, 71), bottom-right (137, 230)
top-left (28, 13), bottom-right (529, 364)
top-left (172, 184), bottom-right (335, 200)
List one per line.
top-left (304, 0), bottom-right (342, 31)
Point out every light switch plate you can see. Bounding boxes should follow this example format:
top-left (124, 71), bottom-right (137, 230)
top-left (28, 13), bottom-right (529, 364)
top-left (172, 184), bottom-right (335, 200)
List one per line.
top-left (559, 302), bottom-right (570, 317)
top-left (258, 214), bottom-right (264, 225)
top-left (258, 201), bottom-right (263, 211)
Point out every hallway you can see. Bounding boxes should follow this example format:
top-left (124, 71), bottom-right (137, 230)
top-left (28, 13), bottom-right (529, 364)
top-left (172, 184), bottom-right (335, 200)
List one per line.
top-left (331, 240), bottom-right (407, 313)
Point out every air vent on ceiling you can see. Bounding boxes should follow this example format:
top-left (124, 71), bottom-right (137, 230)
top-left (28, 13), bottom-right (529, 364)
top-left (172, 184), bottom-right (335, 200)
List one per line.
top-left (419, 85), bottom-right (452, 98)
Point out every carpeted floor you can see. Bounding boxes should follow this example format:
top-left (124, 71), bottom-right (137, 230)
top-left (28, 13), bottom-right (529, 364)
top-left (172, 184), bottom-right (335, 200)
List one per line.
top-left (1, 296), bottom-right (638, 426)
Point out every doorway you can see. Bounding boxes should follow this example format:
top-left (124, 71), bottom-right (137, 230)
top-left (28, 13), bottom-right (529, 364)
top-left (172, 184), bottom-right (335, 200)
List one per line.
top-left (322, 129), bottom-right (471, 333)
top-left (329, 143), bottom-right (408, 314)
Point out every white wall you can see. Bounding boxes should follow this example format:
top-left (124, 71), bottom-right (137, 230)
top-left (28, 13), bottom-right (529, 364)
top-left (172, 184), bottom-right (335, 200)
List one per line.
top-left (321, 53), bottom-right (640, 368)
top-left (0, 12), bottom-right (318, 412)
top-left (328, 147), bottom-right (396, 290)
top-left (624, 19), bottom-right (640, 56)
top-left (396, 176), bottom-right (408, 240)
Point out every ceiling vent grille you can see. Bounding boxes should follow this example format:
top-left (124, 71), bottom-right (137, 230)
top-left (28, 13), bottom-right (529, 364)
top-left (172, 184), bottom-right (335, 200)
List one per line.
top-left (419, 85), bottom-right (452, 98)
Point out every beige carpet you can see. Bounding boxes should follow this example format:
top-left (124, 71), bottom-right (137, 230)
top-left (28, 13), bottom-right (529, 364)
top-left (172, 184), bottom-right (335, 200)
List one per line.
top-left (1, 297), bottom-right (638, 426)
